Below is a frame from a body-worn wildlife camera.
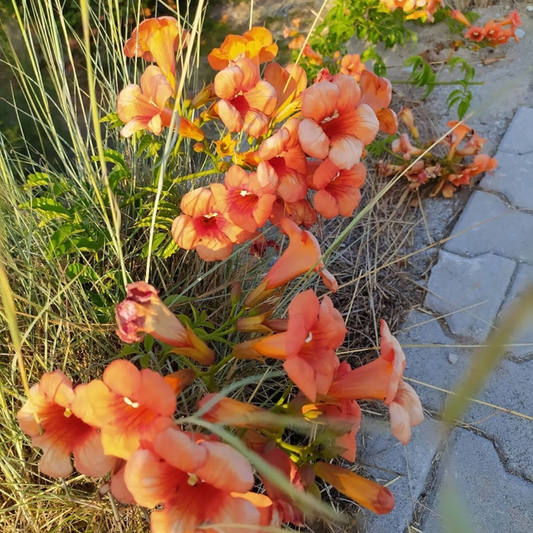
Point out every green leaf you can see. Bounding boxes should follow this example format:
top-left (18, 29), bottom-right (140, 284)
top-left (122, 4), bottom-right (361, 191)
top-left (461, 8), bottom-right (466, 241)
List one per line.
top-left (46, 223), bottom-right (84, 258)
top-left (23, 172), bottom-right (50, 190)
top-left (65, 263), bottom-right (99, 283)
top-left (144, 334), bottom-right (154, 353)
top-left (19, 197), bottom-right (72, 222)
top-left (118, 345), bottom-right (139, 358)
top-left (140, 233), bottom-right (166, 258)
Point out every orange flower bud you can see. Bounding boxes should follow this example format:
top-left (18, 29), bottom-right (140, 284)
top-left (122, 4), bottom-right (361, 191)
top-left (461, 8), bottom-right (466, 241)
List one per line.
top-left (163, 369), bottom-right (196, 394)
top-left (313, 461), bottom-right (395, 514)
top-left (193, 142), bottom-right (204, 153)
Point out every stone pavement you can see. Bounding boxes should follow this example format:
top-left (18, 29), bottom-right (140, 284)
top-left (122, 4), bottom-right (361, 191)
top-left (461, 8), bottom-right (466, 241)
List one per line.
top-left (359, 107), bottom-right (533, 533)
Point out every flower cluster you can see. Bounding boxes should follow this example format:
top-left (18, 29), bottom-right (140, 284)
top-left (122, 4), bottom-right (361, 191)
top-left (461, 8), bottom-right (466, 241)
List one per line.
top-left (379, 108), bottom-right (498, 197)
top-left (381, 0), bottom-right (443, 22)
top-left (451, 9), bottom-right (523, 47)
top-left (116, 18), bottom-right (398, 261)
top-left (19, 269), bottom-right (423, 529)
top-left (16, 17), bottom-right (428, 531)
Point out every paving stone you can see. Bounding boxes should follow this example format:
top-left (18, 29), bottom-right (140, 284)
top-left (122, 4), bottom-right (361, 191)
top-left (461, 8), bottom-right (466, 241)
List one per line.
top-left (497, 263), bottom-right (533, 359)
top-left (397, 310), bottom-right (471, 413)
top-left (480, 151), bottom-right (533, 210)
top-left (462, 358), bottom-right (533, 481)
top-left (357, 418), bottom-right (441, 533)
top-left (498, 107), bottom-right (533, 155)
top-left (423, 428), bottom-right (533, 533)
top-left (444, 191), bottom-right (533, 263)
top-left (425, 251), bottom-right (516, 342)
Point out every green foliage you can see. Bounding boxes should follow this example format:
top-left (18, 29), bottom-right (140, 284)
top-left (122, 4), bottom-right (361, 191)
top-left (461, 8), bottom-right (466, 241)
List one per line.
top-left (405, 55), bottom-right (437, 98)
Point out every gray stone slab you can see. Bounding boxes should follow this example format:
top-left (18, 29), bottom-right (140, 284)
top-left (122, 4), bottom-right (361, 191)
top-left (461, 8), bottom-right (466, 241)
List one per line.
top-left (357, 418), bottom-right (441, 533)
top-left (480, 151), bottom-right (533, 210)
top-left (444, 191), bottom-right (533, 263)
top-left (423, 428), bottom-right (533, 533)
top-left (498, 263), bottom-right (533, 359)
top-left (425, 251), bottom-right (516, 342)
top-left (462, 358), bottom-right (533, 481)
top-left (498, 107), bottom-right (533, 156)
top-left (398, 310), bottom-right (471, 413)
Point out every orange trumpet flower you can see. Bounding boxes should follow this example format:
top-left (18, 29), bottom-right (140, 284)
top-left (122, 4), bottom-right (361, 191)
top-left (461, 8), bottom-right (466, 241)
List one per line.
top-left (116, 281), bottom-right (214, 365)
top-left (124, 425), bottom-right (260, 532)
top-left (198, 394), bottom-right (278, 430)
top-left (299, 74), bottom-right (379, 169)
top-left (214, 57), bottom-right (277, 138)
top-left (270, 198), bottom-right (318, 230)
top-left (117, 66), bottom-right (174, 137)
top-left (172, 187), bottom-right (252, 262)
top-left (308, 159), bottom-right (366, 218)
top-left (314, 462), bottom-right (395, 514)
top-left (208, 27), bottom-right (278, 70)
top-left (465, 26), bottom-right (487, 42)
top-left (327, 320), bottom-right (423, 444)
top-left (257, 118), bottom-right (308, 203)
top-left (391, 133), bottom-right (424, 160)
top-left (211, 165), bottom-right (277, 232)
top-left (340, 54), bottom-right (366, 82)
top-left (82, 360), bottom-right (176, 459)
top-left (263, 62), bottom-right (307, 122)
top-left (17, 370), bottom-right (117, 478)
top-left (244, 218), bottom-right (337, 308)
top-left (237, 290), bottom-right (346, 401)
top-left (358, 70), bottom-right (398, 135)
top-left (451, 9), bottom-right (471, 27)
top-left (124, 16), bottom-right (188, 89)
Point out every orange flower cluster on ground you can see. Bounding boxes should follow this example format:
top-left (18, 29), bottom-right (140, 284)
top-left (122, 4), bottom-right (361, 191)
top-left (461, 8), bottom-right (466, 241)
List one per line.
top-left (18, 272), bottom-right (423, 529)
top-left (379, 109), bottom-right (498, 197)
top-left (452, 9), bottom-right (523, 47)
top-left (381, 0), bottom-right (443, 22)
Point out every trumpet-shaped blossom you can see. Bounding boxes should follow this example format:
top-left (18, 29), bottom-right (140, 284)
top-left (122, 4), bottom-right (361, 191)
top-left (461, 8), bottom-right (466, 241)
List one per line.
top-left (381, 0), bottom-right (416, 13)
top-left (117, 66), bottom-right (174, 137)
top-left (328, 320), bottom-right (423, 444)
top-left (116, 281), bottom-right (214, 364)
top-left (211, 165), bottom-right (277, 232)
top-left (244, 218), bottom-right (337, 308)
top-left (243, 431), bottom-right (306, 525)
top-left (340, 54), bottom-right (366, 81)
top-left (358, 70), bottom-right (398, 135)
top-left (451, 9), bottom-right (471, 26)
top-left (124, 17), bottom-right (188, 89)
top-left (214, 57), bottom-right (277, 137)
top-left (308, 159), bottom-right (366, 218)
top-left (314, 462), bottom-right (395, 514)
top-left (269, 198), bottom-right (318, 230)
top-left (117, 66), bottom-right (205, 140)
top-left (208, 27), bottom-right (278, 70)
top-left (263, 63), bottom-right (307, 121)
top-left (298, 74), bottom-right (379, 169)
top-left (172, 187), bottom-right (251, 261)
top-left (82, 360), bottom-right (176, 459)
top-left (17, 370), bottom-right (116, 478)
top-left (465, 26), bottom-right (486, 42)
top-left (391, 133), bottom-right (424, 160)
top-left (198, 394), bottom-right (277, 430)
top-left (238, 290), bottom-right (346, 401)
top-left (257, 118), bottom-right (308, 203)
top-left (124, 425), bottom-right (260, 533)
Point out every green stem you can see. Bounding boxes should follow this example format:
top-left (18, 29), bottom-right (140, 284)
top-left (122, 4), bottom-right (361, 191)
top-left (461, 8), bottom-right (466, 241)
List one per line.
top-left (203, 353), bottom-right (235, 377)
top-left (390, 80), bottom-right (484, 86)
top-left (170, 168), bottom-right (219, 186)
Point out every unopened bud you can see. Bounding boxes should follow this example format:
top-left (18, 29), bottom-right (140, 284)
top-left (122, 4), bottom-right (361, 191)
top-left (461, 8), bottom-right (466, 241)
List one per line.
top-left (193, 142), bottom-right (204, 153)
top-left (230, 282), bottom-right (242, 305)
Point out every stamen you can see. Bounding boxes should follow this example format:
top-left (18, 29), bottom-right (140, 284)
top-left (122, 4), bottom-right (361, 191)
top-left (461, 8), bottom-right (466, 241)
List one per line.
top-left (239, 190), bottom-right (251, 197)
top-left (321, 109), bottom-right (340, 123)
top-left (188, 473), bottom-right (199, 486)
top-left (305, 332), bottom-right (313, 343)
top-left (204, 212), bottom-right (218, 220)
top-left (124, 397), bottom-right (139, 408)
top-left (63, 408), bottom-right (72, 418)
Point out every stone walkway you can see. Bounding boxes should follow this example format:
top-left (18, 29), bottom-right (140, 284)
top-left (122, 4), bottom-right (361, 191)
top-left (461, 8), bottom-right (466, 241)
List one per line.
top-left (360, 107), bottom-right (533, 533)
